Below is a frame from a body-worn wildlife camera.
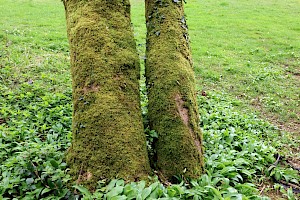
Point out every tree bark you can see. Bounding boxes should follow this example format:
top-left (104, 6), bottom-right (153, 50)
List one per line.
top-left (63, 0), bottom-right (150, 189)
top-left (145, 0), bottom-right (204, 181)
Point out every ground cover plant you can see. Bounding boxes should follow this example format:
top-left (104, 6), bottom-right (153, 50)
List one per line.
top-left (0, 0), bottom-right (299, 199)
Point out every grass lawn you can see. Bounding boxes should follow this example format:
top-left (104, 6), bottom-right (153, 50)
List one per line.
top-left (0, 0), bottom-right (299, 199)
top-left (187, 0), bottom-right (300, 134)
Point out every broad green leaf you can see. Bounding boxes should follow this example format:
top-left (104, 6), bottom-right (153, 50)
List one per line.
top-left (274, 171), bottom-right (282, 181)
top-left (149, 187), bottom-right (159, 199)
top-left (111, 195), bottom-right (127, 200)
top-left (50, 159), bottom-right (59, 168)
top-left (26, 178), bottom-right (34, 185)
top-left (106, 179), bottom-right (118, 192)
top-left (41, 187), bottom-right (51, 195)
top-left (205, 186), bottom-right (222, 199)
top-left (57, 188), bottom-right (69, 199)
top-left (73, 185), bottom-right (92, 197)
top-left (106, 186), bottom-right (124, 199)
top-left (142, 187), bottom-right (152, 199)
top-left (148, 181), bottom-right (159, 191)
top-left (137, 181), bottom-right (146, 191)
top-left (167, 188), bottom-right (177, 197)
top-left (116, 179), bottom-right (125, 186)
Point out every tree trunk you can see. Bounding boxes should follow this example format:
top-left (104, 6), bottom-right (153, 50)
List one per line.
top-left (63, 0), bottom-right (150, 189)
top-left (145, 0), bottom-right (204, 181)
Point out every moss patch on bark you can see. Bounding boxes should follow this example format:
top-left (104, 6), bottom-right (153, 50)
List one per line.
top-left (64, 0), bottom-right (150, 190)
top-left (145, 0), bottom-right (204, 181)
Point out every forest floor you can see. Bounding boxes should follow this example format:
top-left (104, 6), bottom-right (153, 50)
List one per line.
top-left (0, 0), bottom-right (299, 199)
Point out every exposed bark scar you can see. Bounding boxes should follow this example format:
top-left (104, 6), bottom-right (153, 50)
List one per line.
top-left (77, 165), bottom-right (93, 184)
top-left (175, 94), bottom-right (202, 153)
top-left (175, 94), bottom-right (189, 126)
top-left (82, 171), bottom-right (93, 181)
top-left (82, 83), bottom-right (99, 94)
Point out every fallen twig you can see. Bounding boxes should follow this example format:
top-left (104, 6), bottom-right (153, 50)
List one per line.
top-left (259, 185), bottom-right (266, 195)
top-left (279, 180), bottom-right (300, 194)
top-left (286, 159), bottom-right (300, 172)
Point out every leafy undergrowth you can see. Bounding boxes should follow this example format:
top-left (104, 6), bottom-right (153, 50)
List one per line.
top-left (0, 80), bottom-right (299, 199)
top-left (0, 83), bottom-right (72, 199)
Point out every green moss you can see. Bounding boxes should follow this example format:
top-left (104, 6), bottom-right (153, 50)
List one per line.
top-left (145, 0), bottom-right (204, 180)
top-left (64, 0), bottom-right (150, 190)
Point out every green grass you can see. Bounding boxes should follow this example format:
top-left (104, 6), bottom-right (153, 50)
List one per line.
top-left (185, 0), bottom-right (300, 132)
top-left (0, 0), bottom-right (299, 199)
top-left (0, 0), bottom-right (70, 93)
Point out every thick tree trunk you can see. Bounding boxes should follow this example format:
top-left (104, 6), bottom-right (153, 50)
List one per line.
top-left (145, 0), bottom-right (204, 181)
top-left (63, 0), bottom-right (150, 189)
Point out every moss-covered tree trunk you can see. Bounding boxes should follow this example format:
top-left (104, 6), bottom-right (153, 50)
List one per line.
top-left (145, 0), bottom-right (204, 181)
top-left (63, 0), bottom-right (150, 189)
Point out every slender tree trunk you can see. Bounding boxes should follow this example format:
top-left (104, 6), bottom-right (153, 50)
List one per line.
top-left (63, 0), bottom-right (150, 189)
top-left (145, 0), bottom-right (204, 181)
